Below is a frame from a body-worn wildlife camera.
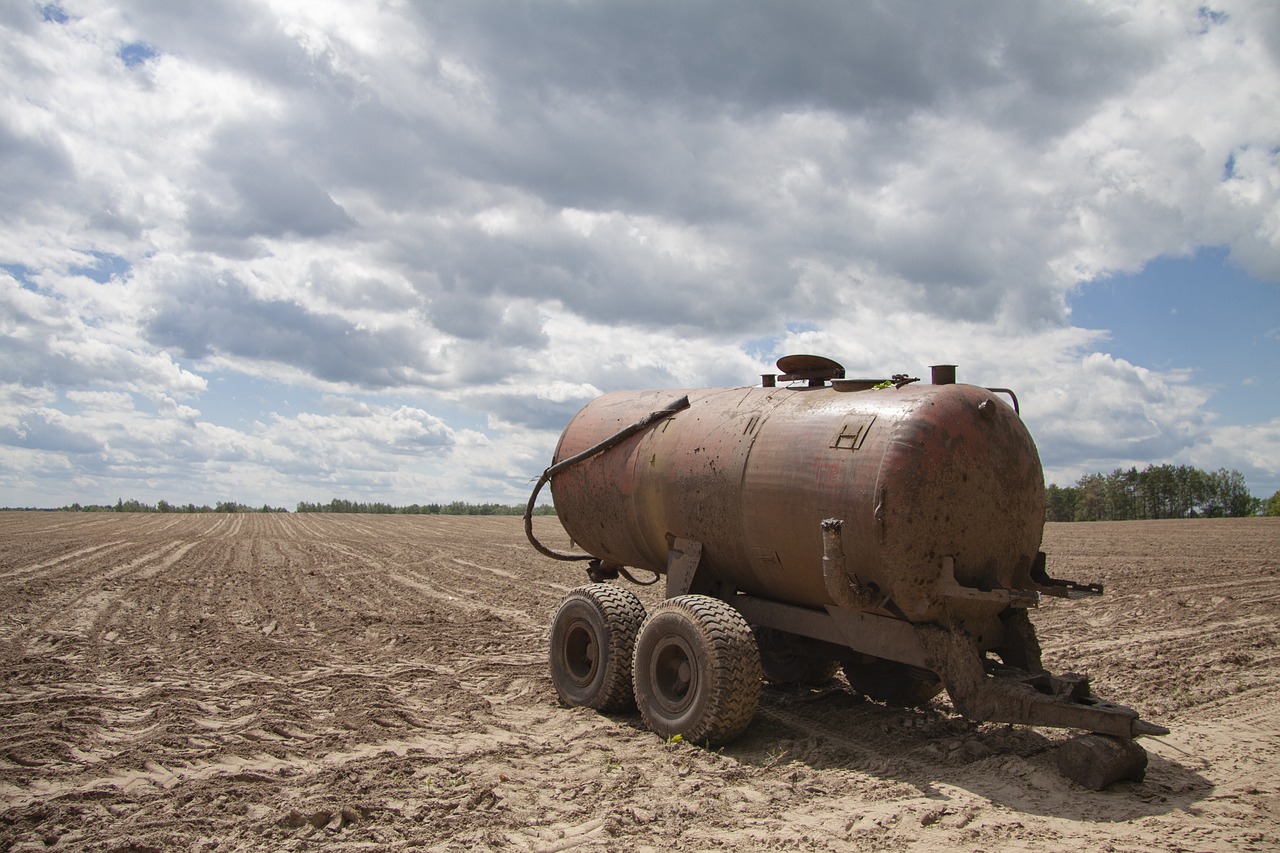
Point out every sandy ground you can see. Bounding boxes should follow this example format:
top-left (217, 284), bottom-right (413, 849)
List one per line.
top-left (0, 512), bottom-right (1276, 851)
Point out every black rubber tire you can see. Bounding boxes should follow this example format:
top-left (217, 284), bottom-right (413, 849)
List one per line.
top-left (841, 655), bottom-right (943, 706)
top-left (632, 595), bottom-right (762, 745)
top-left (549, 584), bottom-right (646, 712)
top-left (754, 626), bottom-right (840, 686)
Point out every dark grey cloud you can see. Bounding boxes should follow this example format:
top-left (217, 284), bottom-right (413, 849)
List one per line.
top-left (469, 393), bottom-right (590, 432)
top-left (88, 0), bottom-right (1160, 336)
top-left (0, 410), bottom-right (103, 455)
top-left (421, 0), bottom-right (1156, 129)
top-left (0, 115), bottom-right (75, 213)
top-left (1, 3), bottom-right (45, 33)
top-left (397, 227), bottom-right (772, 336)
top-left (144, 273), bottom-right (430, 388)
top-left (42, 0), bottom-right (1157, 344)
top-left (186, 127), bottom-right (357, 246)
top-left (1247, 3), bottom-right (1280, 67)
top-left (88, 202), bottom-right (147, 240)
top-left (426, 286), bottom-right (547, 347)
top-left (0, 275), bottom-right (201, 393)
top-left (109, 0), bottom-right (313, 88)
top-left (317, 1), bottom-right (1157, 332)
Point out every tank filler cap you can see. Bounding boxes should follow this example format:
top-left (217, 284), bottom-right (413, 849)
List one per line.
top-left (775, 354), bottom-right (845, 387)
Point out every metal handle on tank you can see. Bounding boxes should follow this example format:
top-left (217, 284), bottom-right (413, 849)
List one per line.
top-left (524, 395), bottom-right (692, 561)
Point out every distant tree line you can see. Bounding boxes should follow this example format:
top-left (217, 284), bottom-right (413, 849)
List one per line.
top-left (1046, 465), bottom-right (1266, 521)
top-left (295, 498), bottom-right (556, 516)
top-left (45, 499), bottom-right (290, 513)
top-left (2, 497), bottom-right (557, 516)
top-left (12, 473), bottom-right (1276, 520)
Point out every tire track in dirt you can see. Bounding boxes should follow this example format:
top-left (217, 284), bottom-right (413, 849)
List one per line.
top-left (0, 533), bottom-right (250, 794)
top-left (1060, 615), bottom-right (1277, 657)
top-left (0, 541), bottom-right (137, 582)
top-left (23, 540), bottom-right (202, 670)
top-left (0, 512), bottom-right (570, 845)
top-left (0, 535), bottom-right (199, 681)
top-left (0, 512), bottom-right (511, 835)
top-left (1036, 520), bottom-right (1280, 731)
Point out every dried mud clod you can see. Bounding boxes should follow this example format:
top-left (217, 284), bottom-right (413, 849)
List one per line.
top-left (1057, 734), bottom-right (1149, 790)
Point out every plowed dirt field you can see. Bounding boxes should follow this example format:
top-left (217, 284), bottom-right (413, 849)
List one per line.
top-left (0, 513), bottom-right (1276, 851)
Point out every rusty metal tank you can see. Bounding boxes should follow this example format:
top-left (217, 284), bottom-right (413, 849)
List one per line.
top-left (548, 361), bottom-right (1045, 624)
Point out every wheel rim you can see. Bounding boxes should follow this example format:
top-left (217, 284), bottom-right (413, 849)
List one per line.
top-left (649, 635), bottom-right (698, 716)
top-left (563, 618), bottom-right (599, 687)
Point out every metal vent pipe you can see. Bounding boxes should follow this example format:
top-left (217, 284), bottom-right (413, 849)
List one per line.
top-left (930, 364), bottom-right (957, 385)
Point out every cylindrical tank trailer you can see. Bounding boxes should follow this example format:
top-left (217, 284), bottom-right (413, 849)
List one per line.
top-left (526, 356), bottom-right (1166, 788)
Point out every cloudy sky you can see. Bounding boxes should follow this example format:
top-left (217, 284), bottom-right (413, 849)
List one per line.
top-left (2, 0), bottom-right (1278, 509)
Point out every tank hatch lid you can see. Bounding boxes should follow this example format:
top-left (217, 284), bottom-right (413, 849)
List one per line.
top-left (776, 354), bottom-right (845, 386)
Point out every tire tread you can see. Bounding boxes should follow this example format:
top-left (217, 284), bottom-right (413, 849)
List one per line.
top-left (550, 583), bottom-right (646, 712)
top-left (635, 595), bottom-right (762, 745)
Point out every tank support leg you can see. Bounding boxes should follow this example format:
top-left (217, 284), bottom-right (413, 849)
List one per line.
top-left (995, 608), bottom-right (1043, 672)
top-left (664, 537), bottom-right (731, 599)
top-left (664, 538), bottom-right (702, 598)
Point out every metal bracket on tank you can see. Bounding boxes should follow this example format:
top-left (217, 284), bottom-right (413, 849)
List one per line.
top-left (665, 537), bottom-right (732, 598)
top-left (937, 556), bottom-right (1039, 609)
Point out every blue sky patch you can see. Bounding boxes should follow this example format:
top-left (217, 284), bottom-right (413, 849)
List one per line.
top-left (119, 42), bottom-right (160, 68)
top-left (1071, 248), bottom-right (1280, 425)
top-left (40, 5), bottom-right (68, 24)
top-left (70, 251), bottom-right (132, 284)
top-left (2, 263), bottom-right (38, 291)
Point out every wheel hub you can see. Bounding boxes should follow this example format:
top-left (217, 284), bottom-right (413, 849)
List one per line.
top-left (564, 620), bottom-right (599, 686)
top-left (651, 636), bottom-right (697, 715)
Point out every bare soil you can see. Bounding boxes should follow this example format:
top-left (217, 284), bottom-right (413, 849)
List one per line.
top-left (0, 513), bottom-right (1276, 851)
